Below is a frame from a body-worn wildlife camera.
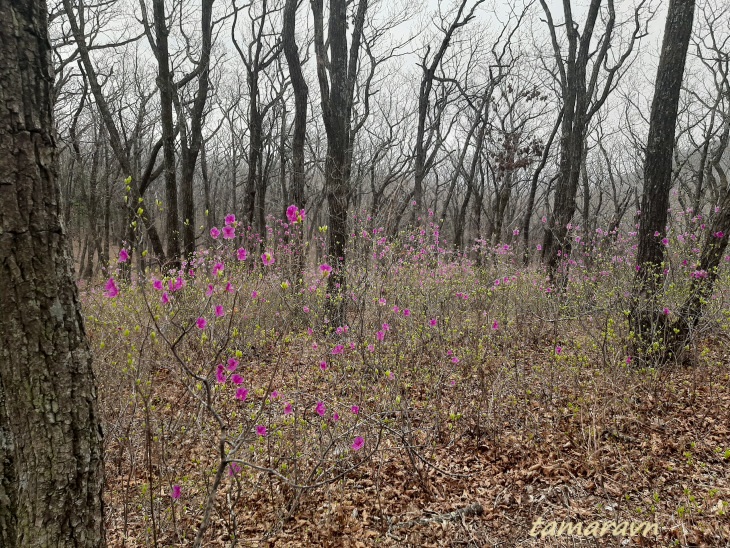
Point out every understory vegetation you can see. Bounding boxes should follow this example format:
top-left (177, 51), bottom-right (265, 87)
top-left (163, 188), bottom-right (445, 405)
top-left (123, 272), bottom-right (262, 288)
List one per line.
top-left (84, 210), bottom-right (730, 546)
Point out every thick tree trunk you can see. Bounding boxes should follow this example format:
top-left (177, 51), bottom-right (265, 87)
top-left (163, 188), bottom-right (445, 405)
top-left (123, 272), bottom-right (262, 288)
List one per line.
top-left (0, 0), bottom-right (105, 545)
top-left (631, 0), bottom-right (695, 363)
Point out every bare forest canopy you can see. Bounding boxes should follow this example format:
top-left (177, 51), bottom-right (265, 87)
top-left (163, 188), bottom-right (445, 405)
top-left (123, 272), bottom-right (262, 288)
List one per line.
top-left (53, 0), bottom-right (729, 277)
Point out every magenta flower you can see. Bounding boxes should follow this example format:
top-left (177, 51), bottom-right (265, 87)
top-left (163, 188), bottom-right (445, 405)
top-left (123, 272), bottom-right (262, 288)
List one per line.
top-left (663, 307), bottom-right (670, 316)
top-left (118, 248), bottom-right (129, 263)
top-left (104, 278), bottom-right (119, 298)
top-left (216, 364), bottom-right (226, 383)
top-left (206, 284), bottom-right (214, 297)
top-left (403, 309), bottom-right (411, 317)
top-left (231, 374), bottom-right (243, 385)
top-left (228, 462), bottom-right (241, 476)
top-left (714, 231), bottom-right (725, 239)
top-left (251, 290), bottom-right (258, 299)
top-left (196, 317), bottom-right (208, 329)
top-left (331, 345), bottom-right (344, 355)
top-left (210, 227), bottom-right (220, 239)
top-left (222, 225), bottom-right (235, 239)
top-left (492, 320), bottom-right (499, 330)
top-left (332, 412), bottom-right (340, 422)
top-left (393, 305), bottom-right (400, 313)
top-left (382, 323), bottom-right (390, 332)
top-left (320, 263), bottom-right (332, 277)
top-left (351, 405), bottom-right (360, 415)
top-left (225, 214), bottom-right (236, 225)
top-left (226, 282), bottom-right (235, 294)
top-left (284, 402), bottom-right (293, 415)
top-left (256, 425), bottom-right (267, 437)
top-left (351, 436), bottom-right (364, 451)
top-left (261, 252), bottom-right (275, 266)
top-left (212, 262), bottom-right (224, 276)
top-left (555, 345), bottom-right (562, 355)
top-left (237, 248), bottom-right (248, 261)
top-left (215, 305), bottom-right (225, 317)
top-left (376, 331), bottom-right (385, 342)
top-left (171, 485), bottom-right (181, 499)
top-left (451, 357), bottom-right (460, 363)
top-left (271, 390), bottom-right (279, 399)
top-left (315, 401), bottom-right (326, 417)
top-left (367, 344), bottom-right (375, 352)
top-left (320, 361), bottom-right (328, 371)
top-left (303, 306), bottom-right (310, 313)
top-left (153, 279), bottom-right (163, 291)
top-left (236, 388), bottom-right (248, 401)
top-left (429, 318), bottom-right (438, 327)
top-left (286, 204), bottom-right (299, 224)
top-left (161, 292), bottom-right (170, 304)
top-left (227, 358), bottom-right (239, 371)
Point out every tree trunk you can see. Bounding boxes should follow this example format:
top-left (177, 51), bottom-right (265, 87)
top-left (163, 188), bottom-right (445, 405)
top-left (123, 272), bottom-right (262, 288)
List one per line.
top-left (283, 0), bottom-right (308, 210)
top-left (0, 0), bottom-right (105, 545)
top-left (631, 0), bottom-right (695, 363)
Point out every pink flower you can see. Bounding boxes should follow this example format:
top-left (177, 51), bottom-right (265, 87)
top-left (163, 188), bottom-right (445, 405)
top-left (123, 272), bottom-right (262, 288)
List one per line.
top-left (222, 225), bottom-right (235, 239)
top-left (332, 412), bottom-right (340, 422)
top-left (316, 401), bottom-right (326, 417)
top-left (171, 485), bottom-right (181, 500)
top-left (492, 320), bottom-right (499, 330)
top-left (376, 331), bottom-right (385, 342)
top-left (555, 345), bottom-right (562, 355)
top-left (236, 388), bottom-right (249, 401)
top-left (256, 425), bottom-right (267, 437)
top-left (331, 345), bottom-right (344, 355)
top-left (227, 358), bottom-right (239, 371)
top-left (320, 263), bottom-right (332, 277)
top-left (536, 244), bottom-right (542, 251)
top-left (320, 361), bottom-right (328, 371)
top-left (225, 214), bottom-right (236, 225)
top-left (237, 248), bottom-right (248, 261)
top-left (226, 282), bottom-right (235, 294)
top-left (206, 284), bottom-right (214, 297)
top-left (284, 402), bottom-right (293, 415)
top-left (378, 298), bottom-right (386, 306)
top-left (513, 228), bottom-right (520, 236)
top-left (351, 436), bottom-right (364, 451)
top-left (212, 262), bottom-right (224, 276)
top-left (251, 290), bottom-right (258, 299)
top-left (161, 292), bottom-right (170, 304)
top-left (403, 309), bottom-right (411, 317)
top-left (451, 357), bottom-right (460, 363)
top-left (286, 205), bottom-right (299, 223)
top-left (231, 374), bottom-right (243, 385)
top-left (261, 252), bottom-right (275, 266)
top-left (228, 462), bottom-right (241, 476)
top-left (367, 344), bottom-right (375, 352)
top-left (197, 317), bottom-right (208, 329)
top-left (210, 227), bottom-right (220, 239)
top-left (153, 278), bottom-right (163, 291)
top-left (303, 306), bottom-right (310, 313)
top-left (393, 305), bottom-right (400, 313)
top-left (216, 364), bottom-right (226, 383)
top-left (714, 231), bottom-right (725, 239)
top-left (118, 248), bottom-right (129, 263)
top-left (104, 278), bottom-right (119, 298)
top-left (215, 305), bottom-right (225, 317)
top-left (382, 323), bottom-right (390, 332)
top-left (271, 390), bottom-right (279, 399)
top-left (429, 318), bottom-right (438, 327)
top-left (351, 405), bottom-right (360, 415)
top-left (663, 307), bottom-right (670, 316)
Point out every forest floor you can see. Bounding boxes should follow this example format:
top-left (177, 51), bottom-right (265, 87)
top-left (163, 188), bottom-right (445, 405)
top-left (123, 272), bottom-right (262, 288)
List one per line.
top-left (99, 331), bottom-right (730, 547)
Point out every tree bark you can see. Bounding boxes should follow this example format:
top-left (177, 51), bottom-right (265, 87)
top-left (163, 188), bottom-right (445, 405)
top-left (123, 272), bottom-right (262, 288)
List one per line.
top-left (0, 0), bottom-right (105, 545)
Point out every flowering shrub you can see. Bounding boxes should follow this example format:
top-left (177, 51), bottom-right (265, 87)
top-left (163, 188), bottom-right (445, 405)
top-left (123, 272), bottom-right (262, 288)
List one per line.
top-left (85, 204), bottom-right (730, 544)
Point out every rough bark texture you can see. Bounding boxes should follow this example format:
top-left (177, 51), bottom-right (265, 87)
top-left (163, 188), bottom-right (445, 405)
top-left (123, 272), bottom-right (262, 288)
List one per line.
top-left (0, 0), bottom-right (105, 545)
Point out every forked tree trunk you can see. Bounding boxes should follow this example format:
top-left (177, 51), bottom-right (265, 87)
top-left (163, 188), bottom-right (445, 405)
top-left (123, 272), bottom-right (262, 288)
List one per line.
top-left (0, 0), bottom-right (105, 545)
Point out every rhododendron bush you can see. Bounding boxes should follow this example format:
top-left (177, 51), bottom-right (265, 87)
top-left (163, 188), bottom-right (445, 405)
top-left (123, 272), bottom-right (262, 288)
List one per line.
top-left (83, 207), bottom-right (730, 545)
